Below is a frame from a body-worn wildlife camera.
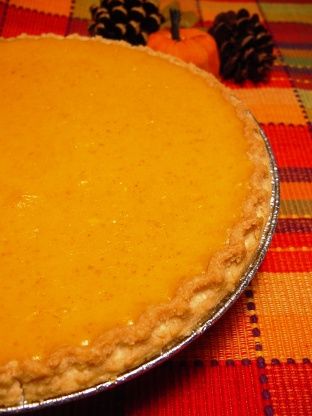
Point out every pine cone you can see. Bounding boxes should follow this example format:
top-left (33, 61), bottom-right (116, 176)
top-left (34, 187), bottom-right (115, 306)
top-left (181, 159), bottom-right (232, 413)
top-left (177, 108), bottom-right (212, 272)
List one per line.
top-left (209, 9), bottom-right (275, 83)
top-left (89, 0), bottom-right (164, 46)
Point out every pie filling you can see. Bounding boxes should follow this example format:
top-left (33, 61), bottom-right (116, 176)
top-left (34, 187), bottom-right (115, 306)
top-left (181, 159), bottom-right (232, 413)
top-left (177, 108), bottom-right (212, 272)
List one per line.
top-left (1, 38), bottom-right (252, 366)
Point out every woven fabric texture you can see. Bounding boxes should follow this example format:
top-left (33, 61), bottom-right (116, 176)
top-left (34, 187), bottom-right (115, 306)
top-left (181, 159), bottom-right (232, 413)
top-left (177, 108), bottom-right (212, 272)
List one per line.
top-left (0, 0), bottom-right (311, 415)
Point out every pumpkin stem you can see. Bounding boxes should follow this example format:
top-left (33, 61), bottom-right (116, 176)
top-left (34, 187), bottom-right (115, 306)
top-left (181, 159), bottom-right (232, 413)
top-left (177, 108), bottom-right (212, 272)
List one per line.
top-left (170, 8), bottom-right (181, 41)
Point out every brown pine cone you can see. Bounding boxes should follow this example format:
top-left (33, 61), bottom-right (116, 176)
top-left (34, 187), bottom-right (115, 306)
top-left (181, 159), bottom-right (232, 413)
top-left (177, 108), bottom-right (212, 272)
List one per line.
top-left (209, 9), bottom-right (275, 83)
top-left (89, 0), bottom-right (164, 46)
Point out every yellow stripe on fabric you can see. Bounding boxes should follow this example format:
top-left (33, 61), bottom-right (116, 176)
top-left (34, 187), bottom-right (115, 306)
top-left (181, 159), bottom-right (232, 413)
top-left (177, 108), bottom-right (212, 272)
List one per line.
top-left (10, 0), bottom-right (72, 16)
top-left (73, 0), bottom-right (92, 19)
top-left (234, 88), bottom-right (306, 124)
top-left (280, 200), bottom-right (312, 217)
top-left (79, 0), bottom-right (197, 19)
top-left (280, 49), bottom-right (312, 59)
top-left (254, 272), bottom-right (312, 361)
top-left (260, 3), bottom-right (312, 24)
top-left (200, 1), bottom-right (261, 21)
top-left (78, 0), bottom-right (201, 21)
top-left (279, 214), bottom-right (312, 219)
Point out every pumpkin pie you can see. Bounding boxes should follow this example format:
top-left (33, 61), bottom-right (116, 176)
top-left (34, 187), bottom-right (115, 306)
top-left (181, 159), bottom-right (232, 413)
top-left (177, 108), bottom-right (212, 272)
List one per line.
top-left (0, 35), bottom-right (271, 407)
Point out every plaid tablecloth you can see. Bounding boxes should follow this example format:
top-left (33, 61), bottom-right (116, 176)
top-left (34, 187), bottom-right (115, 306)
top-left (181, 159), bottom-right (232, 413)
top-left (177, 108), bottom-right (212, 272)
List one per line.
top-left (1, 0), bottom-right (311, 415)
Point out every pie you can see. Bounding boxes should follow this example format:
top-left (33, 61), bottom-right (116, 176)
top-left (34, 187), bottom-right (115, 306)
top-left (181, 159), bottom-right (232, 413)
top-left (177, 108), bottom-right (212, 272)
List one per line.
top-left (0, 35), bottom-right (271, 407)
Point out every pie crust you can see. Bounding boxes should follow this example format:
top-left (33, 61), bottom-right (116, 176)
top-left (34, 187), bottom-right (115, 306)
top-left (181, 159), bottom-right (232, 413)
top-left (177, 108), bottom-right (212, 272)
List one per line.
top-left (0, 35), bottom-right (272, 407)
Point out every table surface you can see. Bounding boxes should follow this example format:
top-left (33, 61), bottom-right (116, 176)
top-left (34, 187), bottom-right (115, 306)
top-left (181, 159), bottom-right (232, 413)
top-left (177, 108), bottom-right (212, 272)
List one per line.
top-left (0, 0), bottom-right (311, 415)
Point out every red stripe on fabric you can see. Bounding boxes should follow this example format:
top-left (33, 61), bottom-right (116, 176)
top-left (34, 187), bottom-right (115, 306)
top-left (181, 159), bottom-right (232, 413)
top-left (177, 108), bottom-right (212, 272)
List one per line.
top-left (271, 232), bottom-right (312, 248)
top-left (276, 218), bottom-right (312, 234)
top-left (266, 22), bottom-right (312, 44)
top-left (2, 5), bottom-right (68, 37)
top-left (279, 167), bottom-right (312, 182)
top-left (288, 66), bottom-right (312, 78)
top-left (0, 2), bottom-right (5, 19)
top-left (263, 77), bottom-right (292, 89)
top-left (0, 1), bottom-right (8, 34)
top-left (219, 66), bottom-right (291, 89)
top-left (223, 76), bottom-right (292, 90)
top-left (64, 0), bottom-right (75, 36)
top-left (69, 18), bottom-right (89, 36)
top-left (125, 360), bottom-right (265, 416)
top-left (293, 79), bottom-right (312, 91)
top-left (288, 67), bottom-right (312, 91)
top-left (261, 124), bottom-right (312, 168)
top-left (260, 251), bottom-right (312, 272)
top-left (267, 363), bottom-right (312, 415)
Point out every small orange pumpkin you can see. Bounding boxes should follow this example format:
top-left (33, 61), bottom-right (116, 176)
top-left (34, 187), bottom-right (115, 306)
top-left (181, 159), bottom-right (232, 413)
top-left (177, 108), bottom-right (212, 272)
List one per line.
top-left (148, 9), bottom-right (219, 76)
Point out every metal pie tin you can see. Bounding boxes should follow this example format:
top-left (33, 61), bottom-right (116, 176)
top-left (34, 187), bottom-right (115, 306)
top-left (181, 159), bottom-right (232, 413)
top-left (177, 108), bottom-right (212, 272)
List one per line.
top-left (2, 125), bottom-right (279, 414)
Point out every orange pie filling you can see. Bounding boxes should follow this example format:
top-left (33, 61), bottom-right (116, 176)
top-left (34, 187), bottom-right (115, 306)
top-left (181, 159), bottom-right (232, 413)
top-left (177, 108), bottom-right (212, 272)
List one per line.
top-left (0, 38), bottom-right (253, 368)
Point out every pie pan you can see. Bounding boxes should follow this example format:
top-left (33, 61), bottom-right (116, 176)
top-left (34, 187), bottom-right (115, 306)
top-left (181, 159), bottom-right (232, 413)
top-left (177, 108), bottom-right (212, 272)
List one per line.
top-left (2, 124), bottom-right (279, 414)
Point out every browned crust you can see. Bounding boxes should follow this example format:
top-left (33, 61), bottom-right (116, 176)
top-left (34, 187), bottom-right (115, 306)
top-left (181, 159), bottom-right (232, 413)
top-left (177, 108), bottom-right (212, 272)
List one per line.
top-left (0, 35), bottom-right (272, 407)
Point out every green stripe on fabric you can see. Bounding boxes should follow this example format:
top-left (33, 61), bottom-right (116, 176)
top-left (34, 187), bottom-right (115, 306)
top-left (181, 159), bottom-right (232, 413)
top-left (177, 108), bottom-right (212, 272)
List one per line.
top-left (281, 54), bottom-right (312, 68)
top-left (280, 200), bottom-right (312, 217)
top-left (260, 3), bottom-right (312, 24)
top-left (298, 89), bottom-right (312, 122)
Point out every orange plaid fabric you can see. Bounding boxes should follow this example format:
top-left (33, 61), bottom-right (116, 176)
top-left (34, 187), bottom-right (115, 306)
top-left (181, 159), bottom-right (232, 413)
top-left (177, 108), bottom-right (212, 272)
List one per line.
top-left (0, 0), bottom-right (311, 414)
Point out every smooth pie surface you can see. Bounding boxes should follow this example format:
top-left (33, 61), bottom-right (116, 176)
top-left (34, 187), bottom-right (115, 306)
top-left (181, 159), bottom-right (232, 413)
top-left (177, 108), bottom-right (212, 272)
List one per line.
top-left (0, 38), bottom-right (251, 364)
